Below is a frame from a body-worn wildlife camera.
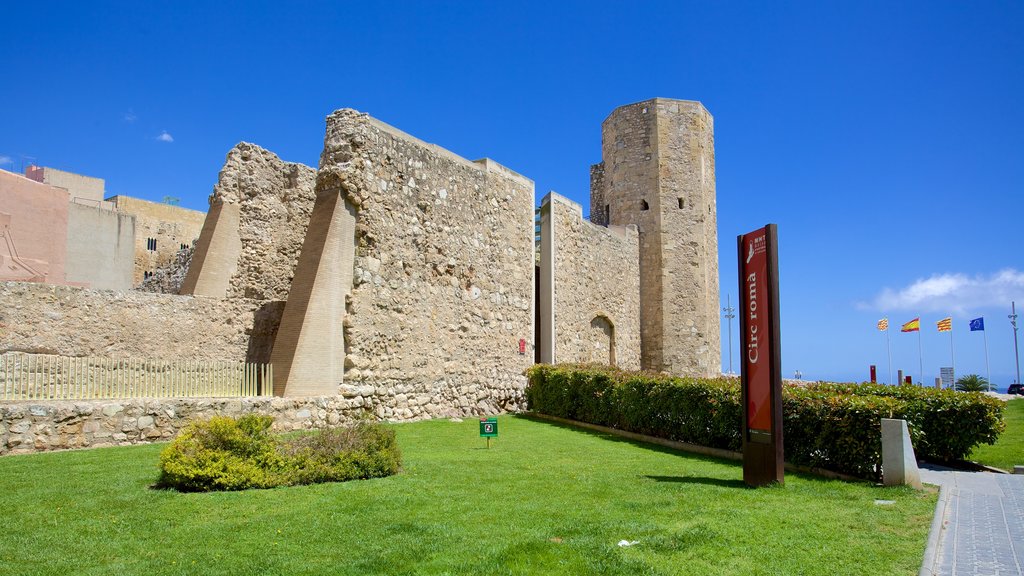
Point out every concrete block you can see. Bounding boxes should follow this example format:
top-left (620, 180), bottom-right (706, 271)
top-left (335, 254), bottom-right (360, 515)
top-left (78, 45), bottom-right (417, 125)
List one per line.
top-left (881, 418), bottom-right (923, 489)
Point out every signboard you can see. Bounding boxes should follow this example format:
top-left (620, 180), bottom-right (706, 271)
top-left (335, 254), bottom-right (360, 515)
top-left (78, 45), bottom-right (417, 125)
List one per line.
top-left (940, 367), bottom-right (954, 388)
top-left (738, 224), bottom-right (783, 487)
top-left (479, 418), bottom-right (498, 438)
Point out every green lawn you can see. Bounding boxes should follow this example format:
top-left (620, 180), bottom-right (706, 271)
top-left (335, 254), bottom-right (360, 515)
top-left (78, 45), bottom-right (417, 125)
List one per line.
top-left (0, 415), bottom-right (935, 575)
top-left (970, 398), bottom-right (1024, 471)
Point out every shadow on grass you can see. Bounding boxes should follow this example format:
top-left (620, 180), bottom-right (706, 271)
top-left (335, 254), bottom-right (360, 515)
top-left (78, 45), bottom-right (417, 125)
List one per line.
top-left (643, 475), bottom-right (749, 489)
top-left (511, 414), bottom-right (737, 465)
top-left (512, 414), bottom-right (863, 486)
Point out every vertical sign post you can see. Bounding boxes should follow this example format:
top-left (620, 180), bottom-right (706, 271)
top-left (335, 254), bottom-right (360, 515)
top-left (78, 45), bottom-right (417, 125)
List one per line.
top-left (738, 224), bottom-right (783, 487)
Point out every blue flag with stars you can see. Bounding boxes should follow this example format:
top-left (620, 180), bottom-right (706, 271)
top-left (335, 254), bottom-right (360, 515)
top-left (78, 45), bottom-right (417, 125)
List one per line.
top-left (969, 317), bottom-right (985, 331)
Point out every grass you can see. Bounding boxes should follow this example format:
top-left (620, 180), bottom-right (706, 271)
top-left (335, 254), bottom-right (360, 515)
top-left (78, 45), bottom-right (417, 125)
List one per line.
top-left (970, 398), bottom-right (1024, 471)
top-left (0, 415), bottom-right (935, 575)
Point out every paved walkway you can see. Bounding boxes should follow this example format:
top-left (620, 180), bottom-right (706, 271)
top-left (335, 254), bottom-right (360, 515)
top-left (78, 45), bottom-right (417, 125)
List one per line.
top-left (920, 465), bottom-right (1024, 575)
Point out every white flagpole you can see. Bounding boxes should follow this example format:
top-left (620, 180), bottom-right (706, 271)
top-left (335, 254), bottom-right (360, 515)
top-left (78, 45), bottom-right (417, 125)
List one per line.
top-left (886, 325), bottom-right (893, 385)
top-left (950, 320), bottom-right (955, 384)
top-left (918, 328), bottom-right (924, 386)
top-left (983, 325), bottom-right (991, 391)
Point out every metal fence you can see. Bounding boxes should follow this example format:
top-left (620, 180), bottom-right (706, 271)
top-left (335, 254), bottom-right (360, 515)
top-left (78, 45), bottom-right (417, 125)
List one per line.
top-left (0, 353), bottom-right (273, 401)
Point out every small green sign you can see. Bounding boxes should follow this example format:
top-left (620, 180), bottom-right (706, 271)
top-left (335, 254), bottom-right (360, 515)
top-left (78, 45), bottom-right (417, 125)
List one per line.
top-left (479, 418), bottom-right (498, 438)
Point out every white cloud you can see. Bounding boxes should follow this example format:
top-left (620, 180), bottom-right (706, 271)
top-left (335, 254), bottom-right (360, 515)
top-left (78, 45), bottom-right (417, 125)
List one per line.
top-left (862, 269), bottom-right (1024, 313)
top-left (156, 131), bottom-right (174, 143)
top-left (0, 155), bottom-right (11, 165)
top-left (123, 110), bottom-right (137, 122)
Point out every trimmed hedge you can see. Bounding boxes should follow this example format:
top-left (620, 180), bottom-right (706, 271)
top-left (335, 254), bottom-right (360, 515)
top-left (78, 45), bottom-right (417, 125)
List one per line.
top-left (525, 364), bottom-right (1005, 480)
top-left (158, 415), bottom-right (401, 492)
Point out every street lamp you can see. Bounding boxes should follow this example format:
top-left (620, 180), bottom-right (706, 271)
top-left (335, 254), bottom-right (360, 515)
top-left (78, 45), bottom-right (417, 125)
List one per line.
top-left (723, 295), bottom-right (736, 375)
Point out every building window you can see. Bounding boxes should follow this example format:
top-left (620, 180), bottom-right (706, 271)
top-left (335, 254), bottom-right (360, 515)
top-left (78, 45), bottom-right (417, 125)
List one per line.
top-left (678, 198), bottom-right (684, 209)
top-left (641, 200), bottom-right (649, 211)
top-left (147, 238), bottom-right (157, 251)
top-left (180, 243), bottom-right (188, 250)
top-left (605, 204), bottom-right (610, 223)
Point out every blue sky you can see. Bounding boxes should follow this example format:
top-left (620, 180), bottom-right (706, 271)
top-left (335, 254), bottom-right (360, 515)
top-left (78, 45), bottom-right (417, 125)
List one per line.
top-left (2, 1), bottom-right (1022, 387)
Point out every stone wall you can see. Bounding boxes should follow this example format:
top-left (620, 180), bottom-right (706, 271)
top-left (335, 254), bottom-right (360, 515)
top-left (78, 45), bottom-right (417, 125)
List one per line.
top-left (0, 383), bottom-right (514, 455)
top-left (593, 98), bottom-right (720, 377)
top-left (181, 143), bottom-right (317, 300)
top-left (0, 281), bottom-right (280, 363)
top-left (540, 193), bottom-right (641, 369)
top-left (65, 202), bottom-right (135, 291)
top-left (271, 109), bottom-right (535, 412)
top-left (107, 196), bottom-right (205, 285)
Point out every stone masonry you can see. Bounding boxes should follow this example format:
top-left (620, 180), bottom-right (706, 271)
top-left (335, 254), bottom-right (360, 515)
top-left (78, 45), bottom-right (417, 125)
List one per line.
top-left (106, 195), bottom-right (205, 285)
top-left (181, 143), bottom-right (317, 300)
top-left (590, 98), bottom-right (720, 377)
top-left (271, 109), bottom-right (535, 415)
top-left (0, 97), bottom-right (723, 455)
top-left (538, 192), bottom-right (641, 369)
top-left (0, 281), bottom-right (280, 363)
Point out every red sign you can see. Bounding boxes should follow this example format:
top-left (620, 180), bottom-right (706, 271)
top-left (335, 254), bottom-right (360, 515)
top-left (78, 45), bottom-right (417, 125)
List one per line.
top-left (870, 365), bottom-right (877, 383)
top-left (741, 227), bottom-right (771, 432)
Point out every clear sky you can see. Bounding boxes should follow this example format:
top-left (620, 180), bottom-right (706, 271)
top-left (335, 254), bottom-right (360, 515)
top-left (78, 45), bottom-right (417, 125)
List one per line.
top-left (2, 1), bottom-right (1022, 388)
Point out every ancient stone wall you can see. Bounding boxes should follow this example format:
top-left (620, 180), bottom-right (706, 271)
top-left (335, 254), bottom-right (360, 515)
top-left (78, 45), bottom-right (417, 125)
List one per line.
top-left (0, 281), bottom-right (280, 363)
top-left (181, 143), bottom-right (316, 300)
top-left (593, 98), bottom-right (720, 376)
top-left (654, 99), bottom-right (720, 376)
top-left (540, 193), bottom-right (641, 369)
top-left (107, 196), bottom-right (205, 285)
top-left (0, 396), bottom-right (366, 455)
top-left (272, 110), bottom-right (535, 413)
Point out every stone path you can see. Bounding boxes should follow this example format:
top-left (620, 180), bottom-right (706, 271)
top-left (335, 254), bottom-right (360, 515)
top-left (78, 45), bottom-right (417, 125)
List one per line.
top-left (920, 465), bottom-right (1024, 575)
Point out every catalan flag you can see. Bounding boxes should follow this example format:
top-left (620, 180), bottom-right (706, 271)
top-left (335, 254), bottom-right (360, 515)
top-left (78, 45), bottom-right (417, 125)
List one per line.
top-left (877, 318), bottom-right (888, 331)
top-left (901, 318), bottom-right (920, 332)
top-left (936, 317), bottom-right (952, 332)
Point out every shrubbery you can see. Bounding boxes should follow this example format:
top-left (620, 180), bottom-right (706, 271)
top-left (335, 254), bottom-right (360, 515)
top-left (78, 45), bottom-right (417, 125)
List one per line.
top-left (158, 414), bottom-right (401, 492)
top-left (525, 364), bottom-right (1005, 480)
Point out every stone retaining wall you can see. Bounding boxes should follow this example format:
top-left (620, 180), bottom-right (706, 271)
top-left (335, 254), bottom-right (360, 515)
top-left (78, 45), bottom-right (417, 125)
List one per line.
top-left (0, 381), bottom-right (524, 455)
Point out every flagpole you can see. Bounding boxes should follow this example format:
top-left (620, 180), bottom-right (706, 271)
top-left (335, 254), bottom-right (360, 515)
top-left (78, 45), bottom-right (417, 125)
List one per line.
top-left (917, 328), bottom-right (923, 386)
top-left (983, 327), bottom-right (991, 392)
top-left (950, 321), bottom-right (955, 384)
top-left (886, 325), bottom-right (893, 385)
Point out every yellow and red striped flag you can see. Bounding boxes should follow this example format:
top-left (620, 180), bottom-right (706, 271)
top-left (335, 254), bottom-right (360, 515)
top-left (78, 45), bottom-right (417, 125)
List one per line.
top-left (936, 317), bottom-right (952, 332)
top-left (901, 318), bottom-right (920, 332)
top-left (877, 318), bottom-right (888, 331)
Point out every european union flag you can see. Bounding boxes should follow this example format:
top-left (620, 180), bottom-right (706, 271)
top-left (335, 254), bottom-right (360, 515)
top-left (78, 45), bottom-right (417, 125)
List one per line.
top-left (970, 317), bottom-right (985, 331)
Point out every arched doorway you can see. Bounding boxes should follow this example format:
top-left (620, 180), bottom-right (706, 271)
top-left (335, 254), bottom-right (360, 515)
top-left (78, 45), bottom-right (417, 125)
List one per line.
top-left (590, 315), bottom-right (615, 366)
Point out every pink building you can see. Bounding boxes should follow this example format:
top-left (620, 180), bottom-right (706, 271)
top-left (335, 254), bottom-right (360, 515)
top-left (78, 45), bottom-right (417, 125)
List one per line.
top-left (0, 169), bottom-right (70, 284)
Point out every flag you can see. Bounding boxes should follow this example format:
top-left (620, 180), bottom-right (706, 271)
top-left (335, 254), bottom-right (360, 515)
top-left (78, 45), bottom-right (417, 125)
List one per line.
top-left (877, 318), bottom-right (888, 331)
top-left (901, 318), bottom-right (920, 332)
top-left (970, 317), bottom-right (985, 331)
top-left (936, 317), bottom-right (952, 332)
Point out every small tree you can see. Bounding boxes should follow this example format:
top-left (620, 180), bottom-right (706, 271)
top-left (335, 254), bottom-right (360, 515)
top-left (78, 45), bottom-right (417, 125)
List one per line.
top-left (955, 374), bottom-right (989, 392)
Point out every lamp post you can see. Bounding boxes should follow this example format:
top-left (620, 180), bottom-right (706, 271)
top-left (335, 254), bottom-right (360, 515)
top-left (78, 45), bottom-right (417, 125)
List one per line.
top-left (723, 294), bottom-right (736, 375)
top-left (1011, 301), bottom-right (1020, 385)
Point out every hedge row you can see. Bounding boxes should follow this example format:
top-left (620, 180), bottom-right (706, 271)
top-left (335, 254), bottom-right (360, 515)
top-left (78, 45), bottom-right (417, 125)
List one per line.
top-left (525, 364), bottom-right (1005, 480)
top-left (158, 415), bottom-right (402, 492)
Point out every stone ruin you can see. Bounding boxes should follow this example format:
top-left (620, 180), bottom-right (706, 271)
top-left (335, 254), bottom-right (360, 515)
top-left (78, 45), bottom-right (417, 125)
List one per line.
top-left (0, 97), bottom-right (720, 425)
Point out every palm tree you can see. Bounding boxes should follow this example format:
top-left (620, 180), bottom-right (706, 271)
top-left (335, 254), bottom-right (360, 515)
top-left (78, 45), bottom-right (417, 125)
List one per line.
top-left (954, 374), bottom-right (990, 392)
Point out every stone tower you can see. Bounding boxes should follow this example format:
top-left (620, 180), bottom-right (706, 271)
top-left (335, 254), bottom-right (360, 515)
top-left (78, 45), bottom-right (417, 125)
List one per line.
top-left (590, 98), bottom-right (720, 377)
